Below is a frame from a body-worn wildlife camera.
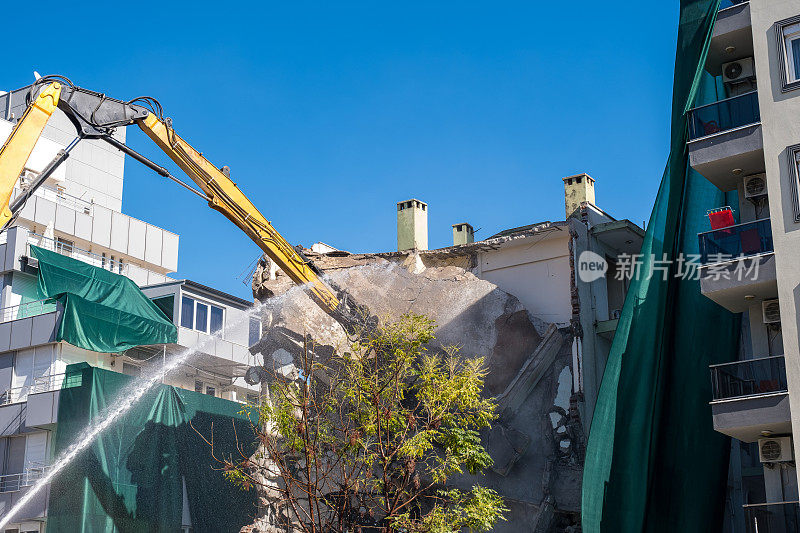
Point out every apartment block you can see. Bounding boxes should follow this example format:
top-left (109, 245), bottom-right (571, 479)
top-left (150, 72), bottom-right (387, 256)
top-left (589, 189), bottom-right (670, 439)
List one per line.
top-left (0, 85), bottom-right (261, 531)
top-left (688, 1), bottom-right (800, 530)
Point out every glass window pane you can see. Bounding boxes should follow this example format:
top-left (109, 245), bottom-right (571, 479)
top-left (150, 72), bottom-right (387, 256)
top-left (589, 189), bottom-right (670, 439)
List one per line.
top-left (249, 317), bottom-right (261, 346)
top-left (210, 306), bottom-right (224, 334)
top-left (205, 386), bottom-right (216, 397)
top-left (181, 297), bottom-right (194, 329)
top-left (152, 295), bottom-right (174, 321)
top-left (792, 38), bottom-right (800, 81)
top-left (196, 303), bottom-right (209, 333)
top-left (194, 380), bottom-right (203, 393)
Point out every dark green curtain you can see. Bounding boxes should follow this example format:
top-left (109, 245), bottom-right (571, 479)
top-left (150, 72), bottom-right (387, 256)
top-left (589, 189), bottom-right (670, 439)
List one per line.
top-left (581, 1), bottom-right (741, 531)
top-left (30, 245), bottom-right (176, 353)
top-left (47, 363), bottom-right (258, 532)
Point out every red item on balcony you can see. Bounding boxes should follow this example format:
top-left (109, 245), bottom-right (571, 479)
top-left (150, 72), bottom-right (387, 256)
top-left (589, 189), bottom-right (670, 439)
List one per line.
top-left (740, 228), bottom-right (762, 255)
top-left (708, 207), bottom-right (735, 230)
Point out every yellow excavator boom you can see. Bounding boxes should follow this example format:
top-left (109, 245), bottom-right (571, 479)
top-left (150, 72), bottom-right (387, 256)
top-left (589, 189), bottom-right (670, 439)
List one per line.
top-left (0, 82), bottom-right (61, 228)
top-left (137, 113), bottom-right (341, 316)
top-left (0, 77), bottom-right (367, 333)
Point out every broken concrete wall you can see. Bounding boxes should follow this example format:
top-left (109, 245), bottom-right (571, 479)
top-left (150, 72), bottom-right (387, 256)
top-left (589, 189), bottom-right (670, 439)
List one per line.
top-left (250, 254), bottom-right (584, 532)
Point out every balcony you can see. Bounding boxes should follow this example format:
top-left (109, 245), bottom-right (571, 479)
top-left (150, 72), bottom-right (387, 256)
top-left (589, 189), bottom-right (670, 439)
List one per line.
top-left (698, 219), bottom-right (777, 312)
top-left (688, 92), bottom-right (764, 191)
top-left (711, 356), bottom-right (787, 401)
top-left (708, 2), bottom-right (753, 76)
top-left (0, 464), bottom-right (50, 494)
top-left (25, 233), bottom-right (172, 287)
top-left (744, 502), bottom-right (800, 533)
top-left (710, 356), bottom-right (791, 442)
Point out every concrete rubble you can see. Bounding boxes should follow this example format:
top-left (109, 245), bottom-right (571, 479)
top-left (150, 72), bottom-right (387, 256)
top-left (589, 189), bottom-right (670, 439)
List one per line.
top-left (246, 250), bottom-right (585, 532)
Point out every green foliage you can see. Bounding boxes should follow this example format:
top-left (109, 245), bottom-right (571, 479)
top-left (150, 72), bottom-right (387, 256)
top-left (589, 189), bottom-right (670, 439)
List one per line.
top-left (229, 313), bottom-right (504, 532)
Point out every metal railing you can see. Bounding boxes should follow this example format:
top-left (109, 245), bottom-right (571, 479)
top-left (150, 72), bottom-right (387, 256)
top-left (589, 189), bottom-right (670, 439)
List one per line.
top-left (0, 298), bottom-right (58, 324)
top-left (27, 234), bottom-right (172, 287)
top-left (698, 218), bottom-right (773, 264)
top-left (0, 373), bottom-right (66, 406)
top-left (0, 464), bottom-right (51, 493)
top-left (719, 0), bottom-right (748, 10)
top-left (688, 91), bottom-right (760, 140)
top-left (13, 182), bottom-right (93, 215)
top-left (710, 356), bottom-right (787, 401)
top-left (745, 501), bottom-right (800, 533)
top-left (29, 233), bottom-right (128, 275)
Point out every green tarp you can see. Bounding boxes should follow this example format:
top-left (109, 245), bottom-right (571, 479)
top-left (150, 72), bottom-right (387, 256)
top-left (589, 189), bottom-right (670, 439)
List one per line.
top-left (30, 245), bottom-right (177, 353)
top-left (47, 363), bottom-right (258, 532)
top-left (581, 1), bottom-right (741, 531)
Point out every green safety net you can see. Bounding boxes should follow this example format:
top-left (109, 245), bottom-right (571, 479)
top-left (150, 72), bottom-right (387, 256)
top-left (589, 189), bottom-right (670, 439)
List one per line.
top-left (30, 245), bottom-right (177, 353)
top-left (47, 363), bottom-right (258, 532)
top-left (581, 1), bottom-right (741, 532)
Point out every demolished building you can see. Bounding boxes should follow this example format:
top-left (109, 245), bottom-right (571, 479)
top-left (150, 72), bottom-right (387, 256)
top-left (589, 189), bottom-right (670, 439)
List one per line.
top-left (250, 174), bottom-right (644, 531)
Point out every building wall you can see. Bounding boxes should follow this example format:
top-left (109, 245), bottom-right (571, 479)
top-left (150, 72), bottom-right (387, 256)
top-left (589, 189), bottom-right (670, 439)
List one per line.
top-left (750, 0), bottom-right (800, 474)
top-left (477, 233), bottom-right (572, 325)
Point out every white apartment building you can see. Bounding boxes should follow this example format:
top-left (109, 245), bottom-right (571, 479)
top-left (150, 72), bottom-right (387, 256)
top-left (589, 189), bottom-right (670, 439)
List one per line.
top-left (0, 84), bottom-right (261, 532)
top-left (688, 1), bottom-right (800, 530)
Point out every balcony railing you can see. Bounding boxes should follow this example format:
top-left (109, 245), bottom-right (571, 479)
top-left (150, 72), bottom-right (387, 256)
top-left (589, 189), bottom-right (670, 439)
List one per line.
top-left (0, 298), bottom-right (58, 324)
top-left (688, 91), bottom-right (760, 140)
top-left (698, 218), bottom-right (773, 264)
top-left (12, 182), bottom-right (93, 216)
top-left (710, 355), bottom-right (787, 401)
top-left (0, 464), bottom-right (51, 493)
top-left (0, 373), bottom-right (66, 406)
top-left (745, 501), bottom-right (800, 533)
top-left (27, 234), bottom-right (172, 287)
top-left (28, 233), bottom-right (128, 275)
top-left (719, 0), bottom-right (748, 9)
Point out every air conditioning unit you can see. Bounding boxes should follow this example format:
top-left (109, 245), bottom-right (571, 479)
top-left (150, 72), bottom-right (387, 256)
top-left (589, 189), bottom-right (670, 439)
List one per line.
top-left (744, 173), bottom-right (767, 199)
top-left (759, 437), bottom-right (793, 463)
top-left (763, 299), bottom-right (781, 324)
top-left (722, 57), bottom-right (755, 83)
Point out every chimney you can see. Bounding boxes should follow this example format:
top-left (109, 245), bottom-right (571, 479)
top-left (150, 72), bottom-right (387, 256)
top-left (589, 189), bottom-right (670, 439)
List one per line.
top-left (397, 199), bottom-right (428, 251)
top-left (452, 223), bottom-right (474, 246)
top-left (563, 173), bottom-right (596, 218)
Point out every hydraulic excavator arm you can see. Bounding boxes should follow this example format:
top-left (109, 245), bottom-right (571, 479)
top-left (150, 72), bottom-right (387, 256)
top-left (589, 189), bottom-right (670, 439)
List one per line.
top-left (0, 82), bottom-right (61, 228)
top-left (0, 76), bottom-right (370, 335)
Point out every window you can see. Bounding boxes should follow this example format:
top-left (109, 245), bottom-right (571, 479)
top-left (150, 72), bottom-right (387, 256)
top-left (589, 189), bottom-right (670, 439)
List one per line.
top-left (151, 295), bottom-right (175, 321)
top-left (122, 362), bottom-right (141, 377)
top-left (195, 302), bottom-right (209, 333)
top-left (776, 15), bottom-right (800, 92)
top-left (210, 306), bottom-right (224, 334)
top-left (790, 144), bottom-right (800, 222)
top-left (181, 296), bottom-right (224, 335)
top-left (205, 385), bottom-right (216, 397)
top-left (194, 380), bottom-right (203, 393)
top-left (249, 317), bottom-right (262, 346)
top-left (181, 297), bottom-right (194, 329)
top-left (55, 237), bottom-right (73, 257)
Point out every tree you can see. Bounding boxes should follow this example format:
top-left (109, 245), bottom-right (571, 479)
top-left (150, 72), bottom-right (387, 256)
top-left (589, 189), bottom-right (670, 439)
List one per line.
top-left (219, 313), bottom-right (506, 532)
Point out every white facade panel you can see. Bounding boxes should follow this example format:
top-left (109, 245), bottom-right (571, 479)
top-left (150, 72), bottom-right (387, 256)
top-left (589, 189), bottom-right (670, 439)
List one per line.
top-left (128, 219), bottom-right (146, 261)
top-left (162, 232), bottom-right (179, 272)
top-left (54, 205), bottom-right (76, 235)
top-left (145, 224), bottom-right (163, 266)
top-left (0, 324), bottom-right (11, 353)
top-left (110, 211), bottom-right (129, 253)
top-left (91, 205), bottom-right (112, 247)
top-left (30, 314), bottom-right (58, 347)
top-left (34, 198), bottom-right (56, 227)
top-left (74, 211), bottom-right (92, 242)
top-left (10, 320), bottom-right (33, 351)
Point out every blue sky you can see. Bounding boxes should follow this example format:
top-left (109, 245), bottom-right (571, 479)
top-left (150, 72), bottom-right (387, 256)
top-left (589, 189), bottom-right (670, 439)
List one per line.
top-left (4, 2), bottom-right (679, 300)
